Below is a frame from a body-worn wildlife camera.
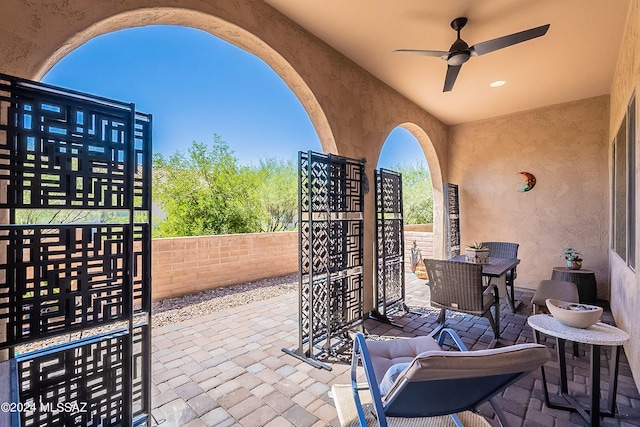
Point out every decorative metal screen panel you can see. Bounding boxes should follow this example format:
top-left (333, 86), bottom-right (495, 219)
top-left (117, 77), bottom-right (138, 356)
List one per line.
top-left (0, 224), bottom-right (131, 343)
top-left (373, 169), bottom-right (404, 320)
top-left (445, 183), bottom-right (460, 258)
top-left (284, 151), bottom-right (364, 369)
top-left (0, 74), bottom-right (151, 426)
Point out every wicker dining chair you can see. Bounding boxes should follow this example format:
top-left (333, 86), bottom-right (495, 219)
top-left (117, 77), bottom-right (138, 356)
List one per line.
top-left (423, 258), bottom-right (500, 347)
top-left (482, 242), bottom-right (519, 312)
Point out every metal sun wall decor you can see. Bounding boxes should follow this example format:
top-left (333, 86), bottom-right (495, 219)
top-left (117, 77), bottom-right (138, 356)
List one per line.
top-left (518, 172), bottom-right (536, 192)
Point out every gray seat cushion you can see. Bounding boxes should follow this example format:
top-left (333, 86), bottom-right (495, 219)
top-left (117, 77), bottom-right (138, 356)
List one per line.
top-left (365, 335), bottom-right (441, 381)
top-left (378, 341), bottom-right (551, 402)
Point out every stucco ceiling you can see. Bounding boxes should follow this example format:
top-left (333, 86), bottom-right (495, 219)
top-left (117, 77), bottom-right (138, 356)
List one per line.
top-left (263, 0), bottom-right (631, 125)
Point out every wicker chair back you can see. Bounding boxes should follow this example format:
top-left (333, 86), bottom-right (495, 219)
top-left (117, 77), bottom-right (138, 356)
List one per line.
top-left (481, 241), bottom-right (519, 259)
top-left (423, 259), bottom-right (486, 313)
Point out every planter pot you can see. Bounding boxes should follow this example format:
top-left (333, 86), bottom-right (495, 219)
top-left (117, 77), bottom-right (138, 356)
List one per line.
top-left (465, 247), bottom-right (489, 264)
top-left (414, 266), bottom-right (428, 280)
top-left (567, 259), bottom-right (582, 270)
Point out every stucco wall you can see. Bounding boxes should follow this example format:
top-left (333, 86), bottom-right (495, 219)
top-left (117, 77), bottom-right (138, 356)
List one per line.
top-left (448, 97), bottom-right (610, 295)
top-left (609, 0), bottom-right (640, 391)
top-left (0, 0), bottom-right (450, 310)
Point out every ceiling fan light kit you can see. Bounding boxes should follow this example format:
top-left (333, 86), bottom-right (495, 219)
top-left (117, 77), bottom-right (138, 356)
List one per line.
top-left (394, 17), bottom-right (550, 92)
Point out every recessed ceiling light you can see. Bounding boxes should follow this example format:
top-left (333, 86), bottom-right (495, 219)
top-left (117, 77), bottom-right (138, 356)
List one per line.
top-left (490, 80), bottom-right (506, 88)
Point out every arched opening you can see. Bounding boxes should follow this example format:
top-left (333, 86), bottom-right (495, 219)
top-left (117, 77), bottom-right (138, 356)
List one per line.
top-left (38, 23), bottom-right (328, 299)
top-left (378, 126), bottom-right (433, 225)
top-left (377, 126), bottom-right (435, 287)
top-left (378, 124), bottom-right (445, 260)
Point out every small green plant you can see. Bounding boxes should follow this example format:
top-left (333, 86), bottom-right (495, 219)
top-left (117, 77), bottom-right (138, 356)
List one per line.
top-left (563, 247), bottom-right (582, 261)
top-left (466, 241), bottom-right (486, 250)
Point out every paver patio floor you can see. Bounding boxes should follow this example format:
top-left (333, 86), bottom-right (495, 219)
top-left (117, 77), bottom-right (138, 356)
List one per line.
top-left (151, 276), bottom-right (640, 427)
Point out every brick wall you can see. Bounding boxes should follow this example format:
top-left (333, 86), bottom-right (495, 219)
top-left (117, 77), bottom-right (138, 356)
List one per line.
top-left (152, 232), bottom-right (298, 301)
top-left (404, 224), bottom-right (433, 232)
top-left (151, 229), bottom-right (434, 301)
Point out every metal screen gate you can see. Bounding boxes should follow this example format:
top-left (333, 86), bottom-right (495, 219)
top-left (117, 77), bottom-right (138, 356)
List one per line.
top-left (371, 168), bottom-right (405, 324)
top-left (283, 151), bottom-right (365, 370)
top-left (0, 74), bottom-right (152, 426)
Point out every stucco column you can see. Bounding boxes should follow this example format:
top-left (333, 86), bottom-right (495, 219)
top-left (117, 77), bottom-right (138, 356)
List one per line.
top-left (362, 161), bottom-right (377, 313)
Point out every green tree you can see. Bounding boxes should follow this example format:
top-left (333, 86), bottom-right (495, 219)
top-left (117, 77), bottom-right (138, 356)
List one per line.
top-left (152, 136), bottom-right (260, 237)
top-left (14, 208), bottom-right (130, 225)
top-left (391, 161), bottom-right (433, 224)
top-left (254, 157), bottom-right (297, 232)
top-left (15, 209), bottom-right (92, 225)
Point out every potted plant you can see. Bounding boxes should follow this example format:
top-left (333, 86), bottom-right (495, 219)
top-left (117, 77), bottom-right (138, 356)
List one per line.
top-left (410, 241), bottom-right (428, 279)
top-left (465, 241), bottom-right (489, 264)
top-left (563, 247), bottom-right (582, 270)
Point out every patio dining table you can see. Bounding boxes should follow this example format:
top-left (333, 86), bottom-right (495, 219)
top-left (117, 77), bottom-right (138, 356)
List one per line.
top-left (449, 256), bottom-right (521, 313)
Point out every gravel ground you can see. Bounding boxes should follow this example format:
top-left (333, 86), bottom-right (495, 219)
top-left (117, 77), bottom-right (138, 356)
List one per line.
top-left (151, 273), bottom-right (298, 328)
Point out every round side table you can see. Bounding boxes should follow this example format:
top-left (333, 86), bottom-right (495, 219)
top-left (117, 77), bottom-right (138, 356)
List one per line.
top-left (551, 267), bottom-right (597, 304)
top-left (528, 314), bottom-right (629, 427)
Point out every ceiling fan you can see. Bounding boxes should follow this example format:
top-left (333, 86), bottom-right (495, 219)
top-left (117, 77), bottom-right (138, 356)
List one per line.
top-left (394, 17), bottom-right (550, 92)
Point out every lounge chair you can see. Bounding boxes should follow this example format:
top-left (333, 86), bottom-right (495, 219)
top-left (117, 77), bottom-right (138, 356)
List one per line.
top-left (334, 330), bottom-right (550, 427)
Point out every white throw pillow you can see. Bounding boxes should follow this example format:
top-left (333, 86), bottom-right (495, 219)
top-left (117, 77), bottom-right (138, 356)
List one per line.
top-left (378, 362), bottom-right (411, 396)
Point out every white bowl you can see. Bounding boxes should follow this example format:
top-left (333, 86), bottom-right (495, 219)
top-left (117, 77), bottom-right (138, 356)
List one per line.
top-left (545, 299), bottom-right (603, 328)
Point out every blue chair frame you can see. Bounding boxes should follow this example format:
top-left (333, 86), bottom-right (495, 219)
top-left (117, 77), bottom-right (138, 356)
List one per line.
top-left (350, 330), bottom-right (549, 427)
top-left (350, 329), bottom-right (469, 427)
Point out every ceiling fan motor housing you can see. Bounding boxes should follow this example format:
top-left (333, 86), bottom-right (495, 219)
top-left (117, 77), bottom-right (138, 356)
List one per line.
top-left (447, 39), bottom-right (470, 66)
top-left (394, 16), bottom-right (550, 91)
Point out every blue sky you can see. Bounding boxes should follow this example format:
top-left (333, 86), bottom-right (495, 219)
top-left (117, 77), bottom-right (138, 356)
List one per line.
top-left (43, 25), bottom-right (426, 169)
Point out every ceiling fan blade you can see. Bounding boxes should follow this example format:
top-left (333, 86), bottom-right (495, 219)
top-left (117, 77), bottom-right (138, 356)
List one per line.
top-left (470, 24), bottom-right (550, 56)
top-left (394, 49), bottom-right (449, 58)
top-left (443, 64), bottom-right (461, 92)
